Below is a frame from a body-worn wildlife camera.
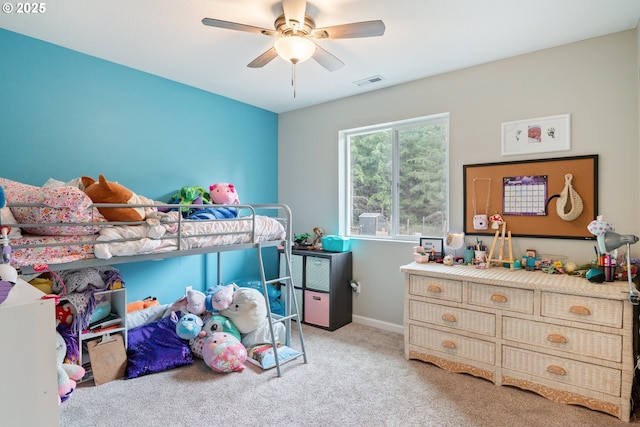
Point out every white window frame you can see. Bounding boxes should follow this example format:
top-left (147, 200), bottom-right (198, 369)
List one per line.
top-left (338, 113), bottom-right (450, 241)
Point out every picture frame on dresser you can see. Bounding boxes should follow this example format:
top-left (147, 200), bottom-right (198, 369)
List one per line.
top-left (419, 237), bottom-right (444, 257)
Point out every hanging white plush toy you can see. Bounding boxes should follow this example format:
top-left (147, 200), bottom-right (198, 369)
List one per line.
top-left (0, 184), bottom-right (18, 305)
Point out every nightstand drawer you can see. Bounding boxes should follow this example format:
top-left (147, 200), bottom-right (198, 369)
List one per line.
top-left (541, 292), bottom-right (623, 328)
top-left (409, 324), bottom-right (495, 365)
top-left (503, 317), bottom-right (622, 362)
top-left (280, 253), bottom-right (303, 285)
top-left (306, 257), bottom-right (330, 292)
top-left (409, 300), bottom-right (496, 337)
top-left (468, 284), bottom-right (533, 314)
top-left (409, 275), bottom-right (462, 302)
top-left (304, 290), bottom-right (330, 327)
top-left (503, 346), bottom-right (621, 397)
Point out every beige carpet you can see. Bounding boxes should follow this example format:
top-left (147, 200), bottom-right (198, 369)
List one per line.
top-left (60, 322), bottom-right (636, 427)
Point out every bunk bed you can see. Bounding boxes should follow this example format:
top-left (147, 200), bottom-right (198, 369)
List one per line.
top-left (8, 203), bottom-right (289, 273)
top-left (0, 179), bottom-right (306, 377)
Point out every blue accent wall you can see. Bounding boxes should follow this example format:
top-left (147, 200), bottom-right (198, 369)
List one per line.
top-left (0, 29), bottom-right (279, 304)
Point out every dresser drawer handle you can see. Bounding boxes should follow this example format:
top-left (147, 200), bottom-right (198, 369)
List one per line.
top-left (490, 293), bottom-right (508, 303)
top-left (442, 340), bottom-right (457, 349)
top-left (441, 313), bottom-right (457, 323)
top-left (547, 333), bottom-right (568, 344)
top-left (546, 365), bottom-right (567, 376)
top-left (569, 305), bottom-right (591, 316)
top-left (427, 284), bottom-right (443, 293)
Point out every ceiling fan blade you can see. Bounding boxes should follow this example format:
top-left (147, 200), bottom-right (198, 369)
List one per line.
top-left (311, 20), bottom-right (386, 39)
top-left (312, 45), bottom-right (344, 72)
top-left (247, 47), bottom-right (279, 68)
top-left (282, 0), bottom-right (307, 33)
top-left (202, 18), bottom-right (276, 37)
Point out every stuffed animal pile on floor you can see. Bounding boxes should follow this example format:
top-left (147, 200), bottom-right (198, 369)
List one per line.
top-left (172, 283), bottom-right (285, 373)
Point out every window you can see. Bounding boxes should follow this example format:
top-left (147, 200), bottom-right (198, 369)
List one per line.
top-left (339, 113), bottom-right (449, 240)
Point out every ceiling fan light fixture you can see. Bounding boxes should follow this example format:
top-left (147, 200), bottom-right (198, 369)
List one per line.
top-left (274, 36), bottom-right (316, 64)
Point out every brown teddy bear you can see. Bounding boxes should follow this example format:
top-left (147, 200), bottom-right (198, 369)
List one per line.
top-left (82, 174), bottom-right (156, 222)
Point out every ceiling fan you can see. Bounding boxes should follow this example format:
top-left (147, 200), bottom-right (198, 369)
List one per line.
top-left (202, 0), bottom-right (386, 72)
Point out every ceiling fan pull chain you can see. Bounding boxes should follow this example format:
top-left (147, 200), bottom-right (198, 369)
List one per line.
top-left (291, 63), bottom-right (297, 98)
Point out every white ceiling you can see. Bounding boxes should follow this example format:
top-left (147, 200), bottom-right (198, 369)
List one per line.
top-left (2, 0), bottom-right (640, 113)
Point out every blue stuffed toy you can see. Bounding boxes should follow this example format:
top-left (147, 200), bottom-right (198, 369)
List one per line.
top-left (174, 312), bottom-right (204, 340)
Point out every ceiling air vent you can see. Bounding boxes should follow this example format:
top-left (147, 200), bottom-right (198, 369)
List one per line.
top-left (354, 75), bottom-right (385, 87)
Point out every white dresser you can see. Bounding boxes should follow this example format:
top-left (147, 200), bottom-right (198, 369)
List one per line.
top-left (400, 262), bottom-right (637, 421)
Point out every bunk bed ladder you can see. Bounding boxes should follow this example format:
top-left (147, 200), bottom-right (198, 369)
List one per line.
top-left (256, 242), bottom-right (307, 377)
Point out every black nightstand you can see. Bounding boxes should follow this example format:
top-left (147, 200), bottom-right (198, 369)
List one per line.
top-left (279, 249), bottom-right (352, 331)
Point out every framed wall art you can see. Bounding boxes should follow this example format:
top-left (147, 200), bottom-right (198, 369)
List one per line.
top-left (501, 114), bottom-right (570, 156)
top-left (463, 155), bottom-right (598, 239)
top-left (419, 237), bottom-right (444, 257)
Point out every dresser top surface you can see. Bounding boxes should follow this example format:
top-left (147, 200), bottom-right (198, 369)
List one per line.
top-left (400, 262), bottom-right (633, 300)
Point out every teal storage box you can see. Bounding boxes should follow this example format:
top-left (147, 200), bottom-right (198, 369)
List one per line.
top-left (322, 235), bottom-right (351, 252)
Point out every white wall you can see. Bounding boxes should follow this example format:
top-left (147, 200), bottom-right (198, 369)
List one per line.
top-left (279, 30), bottom-right (639, 331)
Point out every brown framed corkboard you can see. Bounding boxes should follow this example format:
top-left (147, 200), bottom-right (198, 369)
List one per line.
top-left (463, 155), bottom-right (598, 239)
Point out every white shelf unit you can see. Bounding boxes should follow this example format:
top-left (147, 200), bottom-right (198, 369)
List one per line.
top-left (64, 288), bottom-right (127, 375)
top-left (0, 279), bottom-right (59, 426)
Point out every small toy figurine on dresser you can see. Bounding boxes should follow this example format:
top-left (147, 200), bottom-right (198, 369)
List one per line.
top-left (312, 227), bottom-right (324, 250)
top-left (522, 249), bottom-right (540, 271)
top-left (294, 233), bottom-right (313, 250)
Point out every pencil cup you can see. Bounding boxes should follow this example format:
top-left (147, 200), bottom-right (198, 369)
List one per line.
top-left (474, 250), bottom-right (486, 264)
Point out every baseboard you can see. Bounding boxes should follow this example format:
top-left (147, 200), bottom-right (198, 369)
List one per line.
top-left (352, 314), bottom-right (404, 335)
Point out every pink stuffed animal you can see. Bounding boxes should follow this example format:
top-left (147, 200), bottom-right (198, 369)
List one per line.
top-left (56, 331), bottom-right (85, 403)
top-left (184, 284), bottom-right (237, 315)
top-left (209, 183), bottom-right (240, 205)
top-left (207, 283), bottom-right (237, 312)
top-left (185, 289), bottom-right (207, 315)
top-left (202, 332), bottom-right (247, 373)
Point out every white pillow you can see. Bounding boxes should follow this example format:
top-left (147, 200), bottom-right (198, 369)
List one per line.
top-left (0, 206), bottom-right (22, 239)
top-left (126, 304), bottom-right (173, 329)
top-left (42, 178), bottom-right (65, 188)
top-left (42, 177), bottom-right (84, 189)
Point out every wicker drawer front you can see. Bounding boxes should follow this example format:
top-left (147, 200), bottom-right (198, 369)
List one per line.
top-left (409, 275), bottom-right (462, 302)
top-left (409, 324), bottom-right (495, 365)
top-left (503, 346), bottom-right (621, 397)
top-left (541, 292), bottom-right (623, 328)
top-left (503, 317), bottom-right (622, 362)
top-left (468, 283), bottom-right (534, 314)
top-left (410, 300), bottom-right (496, 337)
